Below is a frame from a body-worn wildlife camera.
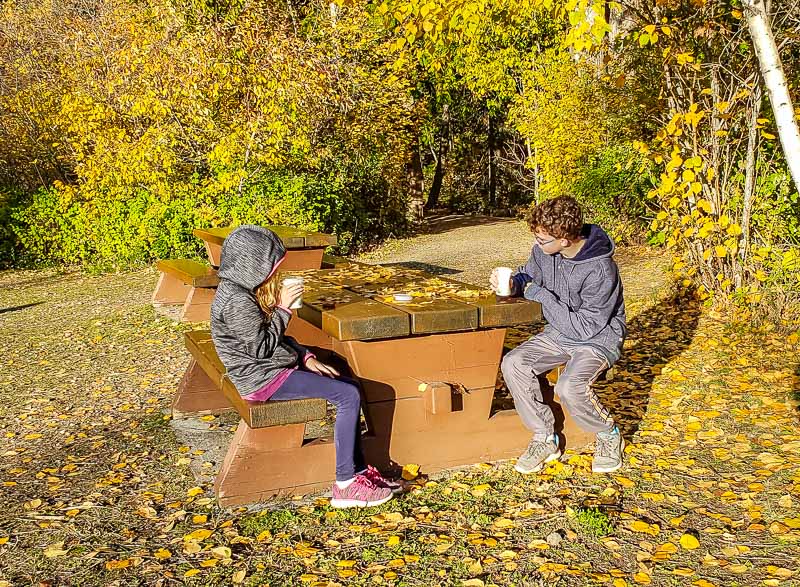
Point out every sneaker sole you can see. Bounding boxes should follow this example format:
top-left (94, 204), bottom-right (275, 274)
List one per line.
top-left (514, 451), bottom-right (562, 474)
top-left (330, 493), bottom-right (393, 509)
top-left (592, 438), bottom-right (626, 473)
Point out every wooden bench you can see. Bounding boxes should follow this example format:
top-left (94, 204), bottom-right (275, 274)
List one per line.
top-left (152, 259), bottom-right (219, 322)
top-left (173, 331), bottom-right (333, 506)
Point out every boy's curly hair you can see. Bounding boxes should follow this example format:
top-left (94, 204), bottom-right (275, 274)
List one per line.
top-left (526, 195), bottom-right (584, 240)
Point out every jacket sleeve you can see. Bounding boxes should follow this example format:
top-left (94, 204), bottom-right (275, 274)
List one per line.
top-left (526, 263), bottom-right (620, 341)
top-left (221, 298), bottom-right (292, 359)
top-left (511, 247), bottom-right (541, 297)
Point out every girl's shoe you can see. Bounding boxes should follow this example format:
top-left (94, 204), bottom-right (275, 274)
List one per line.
top-left (362, 465), bottom-right (405, 494)
top-left (330, 474), bottom-right (393, 508)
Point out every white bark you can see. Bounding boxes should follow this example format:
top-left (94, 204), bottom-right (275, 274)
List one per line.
top-left (742, 0), bottom-right (800, 194)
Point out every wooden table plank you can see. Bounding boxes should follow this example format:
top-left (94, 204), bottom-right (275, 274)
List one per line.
top-left (296, 281), bottom-right (410, 340)
top-left (193, 225), bottom-right (338, 249)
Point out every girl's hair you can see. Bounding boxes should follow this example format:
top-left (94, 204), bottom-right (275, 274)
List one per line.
top-left (255, 273), bottom-right (281, 314)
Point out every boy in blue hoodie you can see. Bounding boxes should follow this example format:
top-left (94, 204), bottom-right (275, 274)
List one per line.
top-left (492, 196), bottom-right (627, 474)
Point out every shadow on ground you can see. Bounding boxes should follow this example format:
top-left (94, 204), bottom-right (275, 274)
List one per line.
top-left (378, 261), bottom-right (462, 276)
top-left (418, 213), bottom-right (517, 237)
top-left (494, 285), bottom-right (702, 441)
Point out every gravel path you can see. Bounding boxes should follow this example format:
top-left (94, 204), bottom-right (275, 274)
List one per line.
top-left (358, 213), bottom-right (669, 301)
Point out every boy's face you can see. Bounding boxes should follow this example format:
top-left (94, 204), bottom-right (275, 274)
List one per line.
top-left (534, 229), bottom-right (570, 255)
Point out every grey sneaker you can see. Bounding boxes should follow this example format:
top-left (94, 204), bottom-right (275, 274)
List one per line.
top-left (514, 434), bottom-right (561, 474)
top-left (592, 426), bottom-right (625, 473)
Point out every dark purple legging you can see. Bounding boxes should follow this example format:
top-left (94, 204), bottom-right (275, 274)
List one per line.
top-left (269, 369), bottom-right (365, 481)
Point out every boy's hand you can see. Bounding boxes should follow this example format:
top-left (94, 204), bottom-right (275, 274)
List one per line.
top-left (305, 357), bottom-right (340, 378)
top-left (490, 268), bottom-right (512, 294)
top-left (279, 282), bottom-right (304, 308)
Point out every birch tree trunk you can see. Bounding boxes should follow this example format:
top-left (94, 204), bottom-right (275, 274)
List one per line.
top-left (742, 0), bottom-right (800, 194)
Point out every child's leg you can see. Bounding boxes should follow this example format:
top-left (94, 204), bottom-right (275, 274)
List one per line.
top-left (555, 347), bottom-right (614, 433)
top-left (269, 371), bottom-right (362, 481)
top-left (501, 333), bottom-right (569, 439)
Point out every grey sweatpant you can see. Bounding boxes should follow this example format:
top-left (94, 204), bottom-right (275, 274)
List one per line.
top-left (501, 332), bottom-right (615, 438)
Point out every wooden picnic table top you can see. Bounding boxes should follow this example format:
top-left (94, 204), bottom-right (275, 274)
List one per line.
top-left (291, 263), bottom-right (541, 340)
top-left (193, 225), bottom-right (337, 249)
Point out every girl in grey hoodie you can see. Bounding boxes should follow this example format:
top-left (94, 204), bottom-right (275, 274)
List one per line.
top-left (210, 225), bottom-right (399, 507)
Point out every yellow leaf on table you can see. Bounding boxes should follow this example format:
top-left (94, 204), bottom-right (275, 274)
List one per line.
top-left (337, 560), bottom-right (356, 568)
top-left (387, 558), bottom-right (405, 568)
top-left (401, 463), bottom-right (420, 481)
top-left (105, 559), bottom-right (131, 570)
top-left (634, 571), bottom-right (652, 584)
top-left (680, 533), bottom-right (700, 549)
top-left (187, 486), bottom-right (204, 497)
top-left (613, 580), bottom-right (627, 587)
top-left (183, 529), bottom-right (213, 542)
top-left (783, 517), bottom-right (800, 529)
top-left (192, 514), bottom-right (207, 524)
top-left (404, 554), bottom-right (420, 563)
top-left (0, 537), bottom-right (9, 545)
top-left (184, 569), bottom-right (200, 578)
top-left (232, 569), bottom-right (246, 583)
top-left (387, 535), bottom-right (400, 546)
top-left (256, 530), bottom-right (272, 542)
top-left (154, 548), bottom-right (171, 560)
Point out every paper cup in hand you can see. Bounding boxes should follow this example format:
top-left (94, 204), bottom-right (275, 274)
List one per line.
top-left (495, 267), bottom-right (513, 296)
top-left (283, 277), bottom-right (304, 309)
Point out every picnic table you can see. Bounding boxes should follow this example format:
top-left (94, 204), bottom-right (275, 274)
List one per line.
top-left (193, 225), bottom-right (337, 270)
top-left (153, 225), bottom-right (338, 322)
top-left (173, 262), bottom-right (595, 505)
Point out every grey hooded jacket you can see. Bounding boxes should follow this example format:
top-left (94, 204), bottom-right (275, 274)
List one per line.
top-left (511, 224), bottom-right (626, 365)
top-left (210, 225), bottom-right (308, 396)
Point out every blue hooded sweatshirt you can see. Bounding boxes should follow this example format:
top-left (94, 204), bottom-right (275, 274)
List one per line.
top-left (510, 224), bottom-right (626, 365)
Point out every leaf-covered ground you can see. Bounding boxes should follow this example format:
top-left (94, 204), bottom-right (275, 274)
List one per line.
top-left (1, 250), bottom-right (799, 586)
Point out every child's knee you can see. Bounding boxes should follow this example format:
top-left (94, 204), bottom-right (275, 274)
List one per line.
top-left (334, 382), bottom-right (361, 411)
top-left (501, 350), bottom-right (523, 376)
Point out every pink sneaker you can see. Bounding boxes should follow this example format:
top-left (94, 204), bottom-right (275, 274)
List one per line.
top-left (330, 474), bottom-right (393, 509)
top-left (362, 465), bottom-right (404, 495)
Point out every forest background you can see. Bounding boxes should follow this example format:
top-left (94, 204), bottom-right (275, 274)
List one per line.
top-left (1, 0), bottom-right (799, 324)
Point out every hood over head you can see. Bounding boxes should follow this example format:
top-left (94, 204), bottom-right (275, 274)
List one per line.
top-left (570, 224), bottom-right (615, 263)
top-left (217, 225), bottom-right (286, 290)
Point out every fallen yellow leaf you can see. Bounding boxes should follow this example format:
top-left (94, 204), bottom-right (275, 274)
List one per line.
top-left (402, 463), bottom-right (420, 481)
top-left (680, 533), bottom-right (700, 550)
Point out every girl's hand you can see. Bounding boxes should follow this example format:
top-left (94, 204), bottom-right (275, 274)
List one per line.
top-left (305, 357), bottom-right (340, 378)
top-left (279, 281), bottom-right (304, 309)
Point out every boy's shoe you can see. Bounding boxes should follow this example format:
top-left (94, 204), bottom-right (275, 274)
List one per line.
top-left (330, 474), bottom-right (393, 509)
top-left (514, 434), bottom-right (561, 474)
top-left (592, 426), bottom-right (625, 473)
top-left (362, 465), bottom-right (404, 495)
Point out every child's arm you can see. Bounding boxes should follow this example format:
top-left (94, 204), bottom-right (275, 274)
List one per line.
top-left (510, 247), bottom-right (541, 297)
top-left (525, 264), bottom-right (620, 341)
top-left (222, 299), bottom-right (292, 359)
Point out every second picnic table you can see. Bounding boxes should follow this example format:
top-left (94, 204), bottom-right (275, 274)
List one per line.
top-left (193, 225), bottom-right (337, 270)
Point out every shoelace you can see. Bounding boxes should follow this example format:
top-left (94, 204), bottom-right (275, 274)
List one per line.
top-left (354, 474), bottom-right (380, 490)
top-left (524, 440), bottom-right (552, 461)
top-left (595, 434), bottom-right (615, 459)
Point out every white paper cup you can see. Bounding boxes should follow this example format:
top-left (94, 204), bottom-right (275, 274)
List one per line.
top-left (495, 267), bottom-right (513, 296)
top-left (283, 277), bottom-right (304, 309)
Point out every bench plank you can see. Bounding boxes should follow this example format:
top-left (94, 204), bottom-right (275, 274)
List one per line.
top-left (157, 259), bottom-right (219, 288)
top-left (183, 331), bottom-right (327, 428)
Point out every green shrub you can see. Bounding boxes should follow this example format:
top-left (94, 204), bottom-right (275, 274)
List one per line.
top-left (571, 144), bottom-right (656, 245)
